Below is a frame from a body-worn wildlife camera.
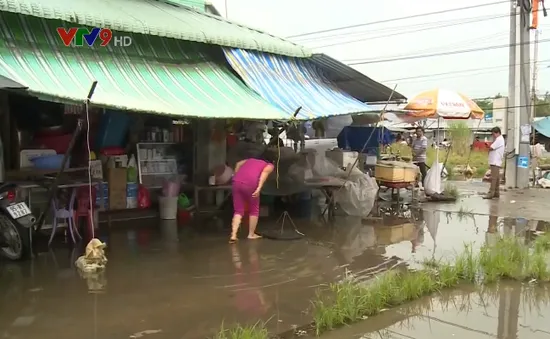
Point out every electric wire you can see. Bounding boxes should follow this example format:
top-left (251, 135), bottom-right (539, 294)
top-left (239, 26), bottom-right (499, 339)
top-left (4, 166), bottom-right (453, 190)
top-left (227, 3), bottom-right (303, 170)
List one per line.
top-left (312, 13), bottom-right (512, 48)
top-left (85, 101), bottom-right (95, 239)
top-left (308, 9), bottom-right (546, 48)
top-left (343, 38), bottom-right (550, 65)
top-left (298, 13), bottom-right (509, 43)
top-left (287, 0), bottom-right (509, 38)
top-left (351, 31), bottom-right (510, 64)
top-left (381, 59), bottom-right (550, 83)
top-left (383, 103), bottom-right (550, 127)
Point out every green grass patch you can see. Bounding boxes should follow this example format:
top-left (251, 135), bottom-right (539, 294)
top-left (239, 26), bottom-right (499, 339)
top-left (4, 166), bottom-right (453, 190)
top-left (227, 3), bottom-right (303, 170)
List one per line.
top-left (311, 233), bottom-right (550, 335)
top-left (214, 321), bottom-right (269, 339)
top-left (215, 233), bottom-right (550, 338)
top-left (443, 183), bottom-right (459, 198)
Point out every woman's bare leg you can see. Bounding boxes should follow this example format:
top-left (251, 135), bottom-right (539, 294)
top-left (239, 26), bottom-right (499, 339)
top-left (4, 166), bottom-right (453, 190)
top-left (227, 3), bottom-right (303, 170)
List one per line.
top-left (230, 214), bottom-right (242, 242)
top-left (247, 216), bottom-right (262, 239)
top-left (247, 194), bottom-right (262, 239)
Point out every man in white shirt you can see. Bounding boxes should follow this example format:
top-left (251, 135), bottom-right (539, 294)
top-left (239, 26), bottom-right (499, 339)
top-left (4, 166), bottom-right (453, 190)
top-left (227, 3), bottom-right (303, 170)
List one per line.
top-left (484, 127), bottom-right (505, 199)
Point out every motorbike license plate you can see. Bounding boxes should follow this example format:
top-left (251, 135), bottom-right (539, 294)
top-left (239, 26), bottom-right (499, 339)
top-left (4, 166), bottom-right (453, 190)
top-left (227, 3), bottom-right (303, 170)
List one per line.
top-left (6, 202), bottom-right (32, 219)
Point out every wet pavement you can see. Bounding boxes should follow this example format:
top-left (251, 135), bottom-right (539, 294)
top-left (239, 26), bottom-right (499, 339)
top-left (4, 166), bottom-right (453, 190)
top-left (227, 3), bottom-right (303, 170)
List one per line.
top-left (422, 180), bottom-right (550, 221)
top-left (1, 182), bottom-right (550, 338)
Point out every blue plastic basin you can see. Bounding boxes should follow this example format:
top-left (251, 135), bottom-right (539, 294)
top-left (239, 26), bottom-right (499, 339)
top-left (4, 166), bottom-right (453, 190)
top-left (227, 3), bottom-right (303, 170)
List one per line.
top-left (30, 154), bottom-right (70, 170)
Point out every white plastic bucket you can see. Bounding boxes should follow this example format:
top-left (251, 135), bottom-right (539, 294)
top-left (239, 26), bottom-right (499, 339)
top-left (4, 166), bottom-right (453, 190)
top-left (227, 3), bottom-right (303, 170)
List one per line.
top-left (159, 196), bottom-right (178, 220)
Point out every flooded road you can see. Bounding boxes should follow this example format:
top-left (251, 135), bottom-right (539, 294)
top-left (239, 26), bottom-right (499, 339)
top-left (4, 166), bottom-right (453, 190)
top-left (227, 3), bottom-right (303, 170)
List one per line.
top-left (315, 282), bottom-right (550, 339)
top-left (1, 203), bottom-right (550, 338)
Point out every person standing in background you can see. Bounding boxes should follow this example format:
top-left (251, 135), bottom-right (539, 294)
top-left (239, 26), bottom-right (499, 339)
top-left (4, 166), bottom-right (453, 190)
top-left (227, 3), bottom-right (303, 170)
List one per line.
top-left (412, 127), bottom-right (428, 185)
top-left (484, 127), bottom-right (505, 199)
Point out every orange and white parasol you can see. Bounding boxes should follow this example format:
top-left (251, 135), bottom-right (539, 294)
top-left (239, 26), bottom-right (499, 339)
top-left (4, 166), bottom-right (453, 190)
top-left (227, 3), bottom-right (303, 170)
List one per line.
top-left (404, 89), bottom-right (484, 119)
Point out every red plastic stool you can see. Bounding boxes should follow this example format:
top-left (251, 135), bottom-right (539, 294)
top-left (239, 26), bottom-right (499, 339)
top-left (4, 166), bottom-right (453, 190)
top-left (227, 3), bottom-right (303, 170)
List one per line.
top-left (74, 186), bottom-right (97, 239)
top-left (177, 209), bottom-right (191, 225)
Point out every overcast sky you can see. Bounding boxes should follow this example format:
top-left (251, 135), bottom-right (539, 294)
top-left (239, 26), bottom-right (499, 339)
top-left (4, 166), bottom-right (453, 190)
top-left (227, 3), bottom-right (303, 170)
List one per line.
top-left (211, 0), bottom-right (550, 100)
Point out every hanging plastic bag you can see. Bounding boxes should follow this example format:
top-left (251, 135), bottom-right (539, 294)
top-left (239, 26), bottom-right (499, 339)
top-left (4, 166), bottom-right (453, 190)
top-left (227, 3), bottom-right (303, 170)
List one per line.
top-left (424, 161), bottom-right (443, 196)
top-left (162, 178), bottom-right (181, 197)
top-left (138, 185), bottom-right (151, 209)
top-left (126, 155), bottom-right (138, 182)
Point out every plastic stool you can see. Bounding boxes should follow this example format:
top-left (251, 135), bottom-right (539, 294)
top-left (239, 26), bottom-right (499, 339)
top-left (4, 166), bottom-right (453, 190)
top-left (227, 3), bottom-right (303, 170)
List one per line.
top-left (74, 186), bottom-right (97, 238)
top-left (49, 189), bottom-right (81, 246)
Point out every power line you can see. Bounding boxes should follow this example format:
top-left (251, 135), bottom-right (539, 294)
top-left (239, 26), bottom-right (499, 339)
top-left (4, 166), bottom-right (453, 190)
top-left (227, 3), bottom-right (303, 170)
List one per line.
top-left (381, 59), bottom-right (550, 82)
top-left (362, 32), bottom-right (509, 62)
top-left (386, 66), bottom-right (547, 85)
top-left (298, 13), bottom-right (505, 43)
top-left (297, 12), bottom-right (549, 44)
top-left (344, 39), bottom-right (550, 65)
top-left (312, 13), bottom-right (511, 48)
top-left (286, 0), bottom-right (508, 38)
top-left (384, 103), bottom-right (550, 119)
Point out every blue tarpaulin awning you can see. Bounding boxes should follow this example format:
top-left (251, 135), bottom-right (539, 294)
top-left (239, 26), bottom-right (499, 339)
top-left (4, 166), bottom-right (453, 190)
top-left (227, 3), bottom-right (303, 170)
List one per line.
top-left (223, 48), bottom-right (375, 120)
top-left (533, 117), bottom-right (550, 138)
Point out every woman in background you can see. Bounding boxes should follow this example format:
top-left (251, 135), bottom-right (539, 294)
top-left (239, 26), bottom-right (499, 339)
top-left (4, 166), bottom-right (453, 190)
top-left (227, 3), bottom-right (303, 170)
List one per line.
top-left (229, 152), bottom-right (275, 243)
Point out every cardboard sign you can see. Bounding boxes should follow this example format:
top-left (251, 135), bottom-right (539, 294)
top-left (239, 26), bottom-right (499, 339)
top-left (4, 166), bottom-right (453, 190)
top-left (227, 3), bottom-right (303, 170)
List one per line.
top-left (89, 160), bottom-right (103, 180)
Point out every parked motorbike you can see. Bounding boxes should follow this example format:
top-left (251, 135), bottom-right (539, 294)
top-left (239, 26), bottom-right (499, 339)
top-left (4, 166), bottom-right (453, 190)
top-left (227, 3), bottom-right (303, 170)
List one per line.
top-left (0, 183), bottom-right (35, 260)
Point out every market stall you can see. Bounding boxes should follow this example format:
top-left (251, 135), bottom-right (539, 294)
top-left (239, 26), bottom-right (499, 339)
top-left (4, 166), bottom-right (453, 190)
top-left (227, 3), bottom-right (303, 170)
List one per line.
top-left (2, 92), bottom-right (197, 243)
top-left (384, 88), bottom-right (484, 197)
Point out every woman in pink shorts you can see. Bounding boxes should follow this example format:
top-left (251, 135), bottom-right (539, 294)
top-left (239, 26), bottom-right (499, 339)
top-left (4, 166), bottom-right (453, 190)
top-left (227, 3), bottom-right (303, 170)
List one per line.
top-left (229, 154), bottom-right (275, 243)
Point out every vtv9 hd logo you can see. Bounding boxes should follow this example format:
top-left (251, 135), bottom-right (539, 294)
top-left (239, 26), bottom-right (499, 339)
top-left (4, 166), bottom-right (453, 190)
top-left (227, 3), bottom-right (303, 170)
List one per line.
top-left (56, 27), bottom-right (133, 47)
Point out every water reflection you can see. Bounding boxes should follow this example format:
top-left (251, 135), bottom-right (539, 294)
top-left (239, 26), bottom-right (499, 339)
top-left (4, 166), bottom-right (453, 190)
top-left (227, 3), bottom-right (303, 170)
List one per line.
top-left (316, 282), bottom-right (550, 339)
top-left (1, 208), bottom-right (550, 338)
top-left (230, 243), bottom-right (269, 316)
top-left (160, 220), bottom-right (179, 253)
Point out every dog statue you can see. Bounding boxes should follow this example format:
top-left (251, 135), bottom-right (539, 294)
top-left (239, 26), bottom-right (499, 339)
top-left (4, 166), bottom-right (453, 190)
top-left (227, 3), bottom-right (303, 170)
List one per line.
top-left (75, 238), bottom-right (107, 273)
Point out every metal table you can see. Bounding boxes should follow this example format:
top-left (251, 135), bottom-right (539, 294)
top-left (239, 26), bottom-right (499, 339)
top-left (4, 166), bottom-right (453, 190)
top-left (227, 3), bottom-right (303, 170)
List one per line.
top-left (305, 177), bottom-right (346, 220)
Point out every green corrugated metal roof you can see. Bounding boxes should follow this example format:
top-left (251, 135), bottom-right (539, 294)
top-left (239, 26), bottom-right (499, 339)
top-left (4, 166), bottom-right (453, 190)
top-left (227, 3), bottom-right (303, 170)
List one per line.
top-left (0, 13), bottom-right (289, 119)
top-left (0, 0), bottom-right (311, 58)
top-left (168, 0), bottom-right (206, 12)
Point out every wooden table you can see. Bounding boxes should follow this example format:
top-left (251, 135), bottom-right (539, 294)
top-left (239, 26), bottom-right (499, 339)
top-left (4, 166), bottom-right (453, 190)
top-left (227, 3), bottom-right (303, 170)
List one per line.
top-left (193, 184), bottom-right (232, 213)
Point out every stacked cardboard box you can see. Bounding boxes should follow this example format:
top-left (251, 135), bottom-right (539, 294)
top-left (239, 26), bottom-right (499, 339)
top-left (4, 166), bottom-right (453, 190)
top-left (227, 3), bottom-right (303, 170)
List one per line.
top-left (107, 168), bottom-right (127, 210)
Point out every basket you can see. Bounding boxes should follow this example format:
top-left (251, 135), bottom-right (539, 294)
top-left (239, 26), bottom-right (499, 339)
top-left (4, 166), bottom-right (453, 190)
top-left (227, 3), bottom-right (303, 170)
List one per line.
top-left (159, 196), bottom-right (178, 220)
top-left (375, 161), bottom-right (417, 182)
top-left (30, 154), bottom-right (70, 170)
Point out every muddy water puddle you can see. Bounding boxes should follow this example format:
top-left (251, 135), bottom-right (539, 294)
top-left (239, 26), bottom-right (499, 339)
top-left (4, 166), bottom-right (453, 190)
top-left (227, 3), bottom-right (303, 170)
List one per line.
top-left (0, 210), bottom-right (549, 339)
top-left (313, 282), bottom-right (550, 339)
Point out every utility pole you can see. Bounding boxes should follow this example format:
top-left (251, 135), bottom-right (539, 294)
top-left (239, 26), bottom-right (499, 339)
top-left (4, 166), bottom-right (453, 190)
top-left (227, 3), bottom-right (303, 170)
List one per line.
top-left (516, 1), bottom-right (531, 189)
top-left (531, 29), bottom-right (539, 122)
top-left (505, 0), bottom-right (517, 188)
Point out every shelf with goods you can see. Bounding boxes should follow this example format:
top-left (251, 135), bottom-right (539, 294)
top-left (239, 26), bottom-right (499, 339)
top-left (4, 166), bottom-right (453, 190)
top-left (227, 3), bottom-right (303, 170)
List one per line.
top-left (136, 142), bottom-right (179, 188)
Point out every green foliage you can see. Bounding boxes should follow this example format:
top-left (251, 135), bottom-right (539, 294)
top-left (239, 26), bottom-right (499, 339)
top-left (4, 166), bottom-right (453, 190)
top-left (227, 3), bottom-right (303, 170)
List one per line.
top-left (474, 99), bottom-right (493, 113)
top-left (447, 121), bottom-right (471, 156)
top-left (535, 92), bottom-right (550, 117)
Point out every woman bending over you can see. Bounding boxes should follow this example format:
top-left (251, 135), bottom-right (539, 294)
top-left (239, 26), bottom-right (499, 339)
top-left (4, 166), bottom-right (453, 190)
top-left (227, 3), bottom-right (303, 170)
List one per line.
top-left (229, 152), bottom-right (275, 243)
